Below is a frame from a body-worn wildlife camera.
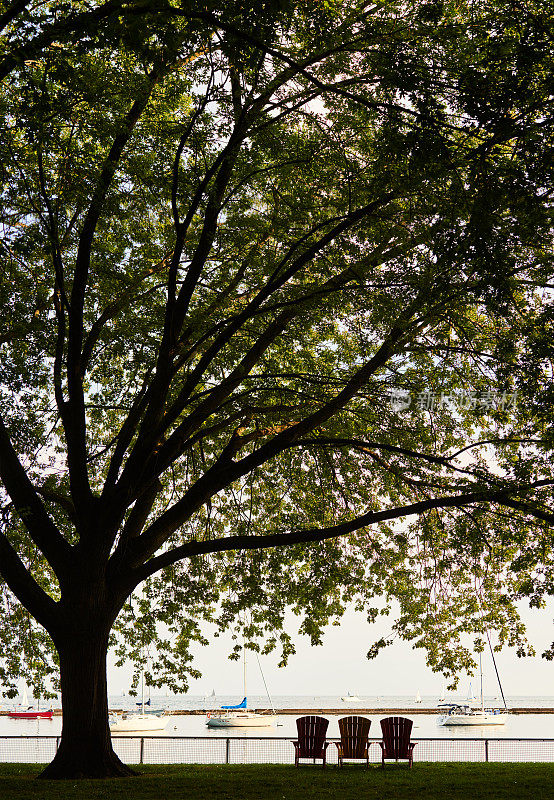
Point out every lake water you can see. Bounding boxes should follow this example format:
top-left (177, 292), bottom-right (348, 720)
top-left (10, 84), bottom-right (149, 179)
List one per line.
top-left (1, 695), bottom-right (554, 739)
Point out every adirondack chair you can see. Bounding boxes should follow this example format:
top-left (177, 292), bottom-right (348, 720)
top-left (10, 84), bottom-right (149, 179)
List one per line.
top-left (292, 715), bottom-right (330, 768)
top-left (335, 716), bottom-right (372, 767)
top-left (379, 717), bottom-right (416, 768)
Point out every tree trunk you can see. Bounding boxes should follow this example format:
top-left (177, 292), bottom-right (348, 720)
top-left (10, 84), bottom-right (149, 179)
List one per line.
top-left (39, 632), bottom-right (135, 779)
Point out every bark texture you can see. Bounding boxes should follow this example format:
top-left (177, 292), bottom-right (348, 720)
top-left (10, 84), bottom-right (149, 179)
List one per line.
top-left (39, 633), bottom-right (135, 779)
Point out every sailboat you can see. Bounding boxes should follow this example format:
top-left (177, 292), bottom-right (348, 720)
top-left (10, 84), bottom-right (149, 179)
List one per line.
top-left (414, 689), bottom-right (422, 703)
top-left (439, 653), bottom-right (507, 726)
top-left (110, 672), bottom-right (169, 733)
top-left (206, 647), bottom-right (276, 728)
top-left (8, 686), bottom-right (53, 719)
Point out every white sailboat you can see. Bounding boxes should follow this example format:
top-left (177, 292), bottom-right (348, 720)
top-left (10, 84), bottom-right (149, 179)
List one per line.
top-left (439, 654), bottom-right (507, 726)
top-left (206, 647), bottom-right (276, 728)
top-left (110, 712), bottom-right (168, 733)
top-left (414, 689), bottom-right (422, 703)
top-left (110, 672), bottom-right (169, 733)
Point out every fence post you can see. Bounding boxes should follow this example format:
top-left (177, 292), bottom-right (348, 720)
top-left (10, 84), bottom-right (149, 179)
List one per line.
top-left (140, 737), bottom-right (144, 765)
top-left (226, 738), bottom-right (230, 764)
top-left (485, 739), bottom-right (489, 763)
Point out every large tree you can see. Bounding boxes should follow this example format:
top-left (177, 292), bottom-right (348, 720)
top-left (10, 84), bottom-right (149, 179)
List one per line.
top-left (1, 0), bottom-right (553, 779)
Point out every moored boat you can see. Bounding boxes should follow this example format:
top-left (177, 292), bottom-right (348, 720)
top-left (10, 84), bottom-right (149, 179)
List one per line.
top-left (8, 686), bottom-right (53, 719)
top-left (206, 644), bottom-right (276, 728)
top-left (111, 669), bottom-right (170, 732)
top-left (206, 696), bottom-right (275, 728)
top-left (110, 712), bottom-right (169, 732)
top-left (206, 708), bottom-right (276, 728)
top-left (8, 709), bottom-right (53, 719)
top-left (439, 703), bottom-right (507, 726)
top-left (438, 651), bottom-right (508, 727)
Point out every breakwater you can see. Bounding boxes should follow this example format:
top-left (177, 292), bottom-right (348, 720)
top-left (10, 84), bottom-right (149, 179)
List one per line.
top-left (107, 707), bottom-right (554, 715)
top-left (2, 707), bottom-right (552, 717)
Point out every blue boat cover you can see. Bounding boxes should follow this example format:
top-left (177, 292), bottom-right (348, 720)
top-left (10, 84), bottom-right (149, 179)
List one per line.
top-left (222, 697), bottom-right (247, 709)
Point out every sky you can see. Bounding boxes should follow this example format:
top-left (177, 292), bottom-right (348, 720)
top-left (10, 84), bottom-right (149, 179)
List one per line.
top-left (107, 597), bottom-right (554, 699)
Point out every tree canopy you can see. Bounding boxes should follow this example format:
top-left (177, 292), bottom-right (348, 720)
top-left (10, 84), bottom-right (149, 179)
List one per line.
top-left (0, 0), bottom-right (553, 778)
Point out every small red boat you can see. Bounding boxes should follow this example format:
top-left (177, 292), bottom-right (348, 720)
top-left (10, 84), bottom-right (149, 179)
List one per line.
top-left (8, 710), bottom-right (53, 719)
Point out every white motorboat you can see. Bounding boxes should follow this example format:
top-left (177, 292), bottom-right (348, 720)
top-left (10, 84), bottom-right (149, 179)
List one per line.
top-left (341, 691), bottom-right (361, 702)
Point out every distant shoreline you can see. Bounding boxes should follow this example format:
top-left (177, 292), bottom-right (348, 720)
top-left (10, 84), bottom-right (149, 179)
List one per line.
top-left (2, 707), bottom-right (551, 717)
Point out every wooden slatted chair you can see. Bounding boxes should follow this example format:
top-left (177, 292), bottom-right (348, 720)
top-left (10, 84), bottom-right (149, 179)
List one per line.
top-left (292, 715), bottom-right (330, 768)
top-left (380, 716), bottom-right (416, 768)
top-left (335, 716), bottom-right (372, 767)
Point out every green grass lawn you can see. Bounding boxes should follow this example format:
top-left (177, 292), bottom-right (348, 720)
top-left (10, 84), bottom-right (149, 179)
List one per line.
top-left (0, 763), bottom-right (553, 800)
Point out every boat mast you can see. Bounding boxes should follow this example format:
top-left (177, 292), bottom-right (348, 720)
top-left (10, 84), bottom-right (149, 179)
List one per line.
top-left (485, 627), bottom-right (508, 710)
top-left (476, 591), bottom-right (508, 711)
top-left (141, 670), bottom-right (145, 714)
top-left (243, 643), bottom-right (247, 710)
top-left (479, 653), bottom-right (485, 711)
top-left (256, 651), bottom-right (276, 717)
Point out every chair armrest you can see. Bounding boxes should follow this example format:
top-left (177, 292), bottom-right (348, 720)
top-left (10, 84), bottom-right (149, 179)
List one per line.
top-left (335, 743), bottom-right (343, 754)
top-left (323, 742), bottom-right (330, 751)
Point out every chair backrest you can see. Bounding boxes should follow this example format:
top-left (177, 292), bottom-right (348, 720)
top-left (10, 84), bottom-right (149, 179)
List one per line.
top-left (380, 716), bottom-right (413, 758)
top-left (338, 716), bottom-right (371, 758)
top-left (296, 715), bottom-right (329, 756)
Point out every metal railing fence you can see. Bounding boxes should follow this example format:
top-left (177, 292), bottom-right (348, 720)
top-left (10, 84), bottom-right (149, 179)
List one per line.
top-left (1, 736), bottom-right (554, 765)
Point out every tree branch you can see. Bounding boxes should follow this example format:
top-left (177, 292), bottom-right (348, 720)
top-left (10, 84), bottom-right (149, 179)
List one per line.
top-left (64, 67), bottom-right (162, 523)
top-left (0, 0), bottom-right (126, 82)
top-left (0, 0), bottom-right (32, 35)
top-left (0, 529), bottom-right (60, 633)
top-left (119, 313), bottom-right (412, 565)
top-left (0, 415), bottom-right (72, 577)
top-left (129, 483), bottom-right (554, 585)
